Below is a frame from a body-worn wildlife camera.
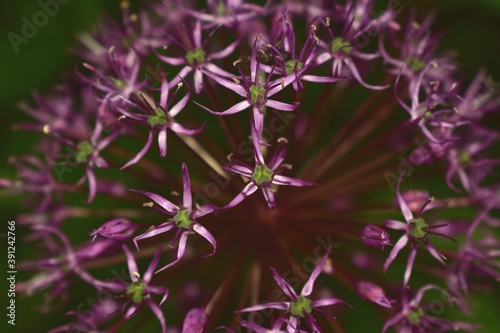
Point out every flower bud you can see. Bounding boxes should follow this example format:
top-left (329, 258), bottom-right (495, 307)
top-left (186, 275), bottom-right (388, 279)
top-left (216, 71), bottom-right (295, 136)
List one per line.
top-left (182, 307), bottom-right (207, 333)
top-left (361, 224), bottom-right (392, 248)
top-left (89, 218), bottom-right (137, 241)
top-left (356, 281), bottom-right (392, 308)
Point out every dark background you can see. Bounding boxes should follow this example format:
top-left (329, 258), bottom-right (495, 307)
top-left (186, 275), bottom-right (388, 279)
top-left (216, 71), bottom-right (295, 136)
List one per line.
top-left (1, 0), bottom-right (499, 332)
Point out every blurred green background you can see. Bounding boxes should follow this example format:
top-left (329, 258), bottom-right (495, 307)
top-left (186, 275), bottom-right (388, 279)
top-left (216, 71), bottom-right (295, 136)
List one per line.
top-left (1, 0), bottom-right (500, 332)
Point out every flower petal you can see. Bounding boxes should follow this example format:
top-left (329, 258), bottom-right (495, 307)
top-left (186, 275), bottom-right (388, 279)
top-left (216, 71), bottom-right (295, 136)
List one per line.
top-left (193, 223), bottom-right (216, 257)
top-left (302, 247), bottom-right (331, 297)
top-left (383, 234), bottom-right (408, 273)
top-left (130, 189), bottom-right (179, 214)
top-left (271, 267), bottom-right (298, 300)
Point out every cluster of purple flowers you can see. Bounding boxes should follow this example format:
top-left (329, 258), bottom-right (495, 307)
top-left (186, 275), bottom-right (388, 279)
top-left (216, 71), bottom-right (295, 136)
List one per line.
top-left (3, 0), bottom-right (500, 332)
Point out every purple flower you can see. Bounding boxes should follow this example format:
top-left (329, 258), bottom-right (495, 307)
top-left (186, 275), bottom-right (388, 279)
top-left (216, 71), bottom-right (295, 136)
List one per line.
top-left (194, 34), bottom-right (301, 140)
top-left (361, 224), bottom-right (392, 249)
top-left (262, 11), bottom-right (345, 91)
top-left (223, 124), bottom-right (316, 210)
top-left (114, 71), bottom-right (205, 169)
top-left (315, 1), bottom-right (398, 90)
top-left (382, 285), bottom-right (478, 333)
top-left (237, 247), bottom-right (351, 332)
top-left (48, 298), bottom-right (119, 333)
top-left (101, 245), bottom-right (169, 333)
top-left (17, 226), bottom-right (115, 306)
top-left (155, 18), bottom-right (240, 94)
top-left (132, 163), bottom-right (216, 272)
top-left (383, 173), bottom-right (458, 288)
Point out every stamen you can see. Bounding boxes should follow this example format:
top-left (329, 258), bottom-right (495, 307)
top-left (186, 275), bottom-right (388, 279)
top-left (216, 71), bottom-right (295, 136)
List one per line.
top-left (108, 45), bottom-right (115, 54)
top-left (232, 77), bottom-right (240, 85)
top-left (171, 191), bottom-right (180, 197)
top-left (43, 124), bottom-right (50, 134)
top-left (120, 1), bottom-right (130, 9)
top-left (143, 202), bottom-right (154, 207)
top-left (117, 115), bottom-right (127, 121)
top-left (277, 137), bottom-right (288, 143)
top-left (326, 17), bottom-right (330, 26)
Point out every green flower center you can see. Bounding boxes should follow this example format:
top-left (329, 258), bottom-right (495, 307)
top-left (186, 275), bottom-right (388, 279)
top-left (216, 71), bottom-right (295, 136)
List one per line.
top-left (458, 150), bottom-right (471, 167)
top-left (147, 107), bottom-right (168, 127)
top-left (410, 217), bottom-right (429, 238)
top-left (331, 37), bottom-right (352, 55)
top-left (252, 164), bottom-right (274, 185)
top-left (405, 56), bottom-right (426, 72)
top-left (75, 141), bottom-right (94, 163)
top-left (249, 85), bottom-right (266, 104)
top-left (284, 59), bottom-right (303, 75)
top-left (173, 209), bottom-right (194, 229)
top-left (407, 308), bottom-right (424, 324)
top-left (217, 1), bottom-right (231, 16)
top-left (109, 76), bottom-right (126, 90)
top-left (186, 47), bottom-right (206, 65)
top-left (126, 281), bottom-right (147, 303)
top-left (290, 295), bottom-right (313, 318)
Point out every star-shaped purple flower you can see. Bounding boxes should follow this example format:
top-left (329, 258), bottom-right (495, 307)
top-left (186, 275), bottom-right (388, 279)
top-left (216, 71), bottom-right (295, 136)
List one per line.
top-left (237, 247), bottom-right (351, 332)
top-left (223, 124), bottom-right (316, 210)
top-left (132, 163), bottom-right (216, 272)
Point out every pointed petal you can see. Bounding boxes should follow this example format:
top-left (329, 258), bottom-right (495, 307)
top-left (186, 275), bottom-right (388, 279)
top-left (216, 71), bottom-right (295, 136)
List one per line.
top-left (169, 121), bottom-right (206, 135)
top-left (344, 58), bottom-right (390, 90)
top-left (193, 100), bottom-right (251, 116)
top-left (85, 166), bottom-right (97, 204)
top-left (237, 302), bottom-right (290, 313)
top-left (168, 88), bottom-right (190, 118)
top-left (384, 219), bottom-right (408, 231)
top-left (178, 163), bottom-right (192, 211)
top-left (265, 100), bottom-right (299, 111)
top-left (383, 235), bottom-right (408, 273)
top-left (158, 128), bottom-right (167, 158)
top-left (129, 189), bottom-right (179, 214)
top-left (403, 241), bottom-right (418, 289)
top-left (272, 175), bottom-right (317, 186)
top-left (222, 182), bottom-right (258, 209)
top-left (193, 223), bottom-right (216, 257)
top-left (156, 231), bottom-right (189, 274)
top-left (396, 173), bottom-right (414, 222)
top-left (145, 299), bottom-right (167, 333)
top-left (424, 238), bottom-right (447, 265)
top-left (262, 186), bottom-right (276, 210)
top-left (302, 247), bottom-right (331, 297)
top-left (271, 267), bottom-right (298, 300)
top-left (200, 69), bottom-right (247, 96)
top-left (224, 164), bottom-right (253, 178)
top-left (144, 245), bottom-right (162, 283)
top-left (312, 298), bottom-right (351, 308)
top-left (122, 245), bottom-right (139, 282)
top-left (268, 142), bottom-right (286, 170)
top-left (121, 131), bottom-right (154, 170)
top-left (133, 222), bottom-right (176, 250)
